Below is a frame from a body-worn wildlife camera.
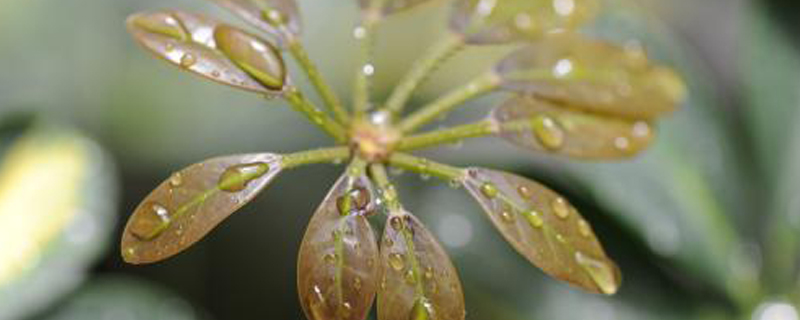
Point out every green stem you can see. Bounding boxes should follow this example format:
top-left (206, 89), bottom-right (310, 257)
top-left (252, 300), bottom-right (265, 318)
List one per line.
top-left (352, 11), bottom-right (381, 117)
top-left (284, 89), bottom-right (348, 143)
top-left (280, 147), bottom-right (351, 169)
top-left (369, 163), bottom-right (401, 211)
top-left (398, 71), bottom-right (499, 133)
top-left (388, 153), bottom-right (466, 181)
top-left (384, 32), bottom-right (466, 115)
top-left (287, 39), bottom-right (350, 124)
top-left (397, 119), bottom-right (496, 151)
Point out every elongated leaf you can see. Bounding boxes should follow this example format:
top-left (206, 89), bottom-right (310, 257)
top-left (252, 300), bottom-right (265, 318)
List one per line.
top-left (450, 0), bottom-right (600, 44)
top-left (358, 0), bottom-right (437, 16)
top-left (378, 212), bottom-right (465, 320)
top-left (491, 95), bottom-right (654, 159)
top-left (496, 36), bottom-right (686, 119)
top-left (297, 171), bottom-right (380, 320)
top-left (206, 0), bottom-right (301, 45)
top-left (462, 167), bottom-right (620, 294)
top-left (127, 11), bottom-right (286, 94)
top-left (121, 153), bottom-right (282, 264)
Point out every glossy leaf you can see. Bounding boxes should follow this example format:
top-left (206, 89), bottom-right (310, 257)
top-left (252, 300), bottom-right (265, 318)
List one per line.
top-left (121, 153), bottom-right (282, 264)
top-left (358, 0), bottom-right (438, 16)
top-left (496, 36), bottom-right (686, 119)
top-left (378, 212), bottom-right (465, 320)
top-left (450, 0), bottom-right (600, 44)
top-left (491, 95), bottom-right (654, 159)
top-left (127, 11), bottom-right (286, 94)
top-left (297, 171), bottom-right (380, 320)
top-left (462, 167), bottom-right (620, 294)
top-left (206, 0), bottom-right (301, 45)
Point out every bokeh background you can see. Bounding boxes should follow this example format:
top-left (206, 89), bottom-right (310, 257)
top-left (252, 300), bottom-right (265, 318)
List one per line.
top-left (1, 0), bottom-right (800, 319)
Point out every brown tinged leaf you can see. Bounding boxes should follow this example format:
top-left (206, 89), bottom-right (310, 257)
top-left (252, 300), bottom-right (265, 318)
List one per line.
top-left (462, 167), bottom-right (621, 295)
top-left (121, 153), bottom-right (283, 264)
top-left (206, 0), bottom-right (301, 46)
top-left (496, 36), bottom-right (686, 119)
top-left (491, 95), bottom-right (654, 159)
top-left (378, 212), bottom-right (465, 320)
top-left (297, 171), bottom-right (380, 320)
top-left (126, 10), bottom-right (287, 94)
top-left (450, 0), bottom-right (600, 45)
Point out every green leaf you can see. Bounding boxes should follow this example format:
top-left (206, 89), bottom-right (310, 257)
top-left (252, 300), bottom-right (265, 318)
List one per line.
top-left (461, 167), bottom-right (620, 295)
top-left (491, 95), bottom-right (654, 159)
top-left (450, 0), bottom-right (600, 44)
top-left (297, 168), bottom-right (380, 320)
top-left (121, 153), bottom-right (283, 264)
top-left (495, 35), bottom-right (686, 119)
top-left (206, 0), bottom-right (301, 46)
top-left (126, 11), bottom-right (286, 94)
top-left (378, 212), bottom-right (465, 320)
top-left (358, 0), bottom-right (439, 17)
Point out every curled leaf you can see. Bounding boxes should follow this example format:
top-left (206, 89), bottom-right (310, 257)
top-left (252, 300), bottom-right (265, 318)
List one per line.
top-left (491, 95), bottom-right (654, 159)
top-left (358, 0), bottom-right (438, 16)
top-left (127, 11), bottom-right (286, 94)
top-left (496, 36), bottom-right (686, 119)
top-left (450, 0), bottom-right (600, 44)
top-left (378, 212), bottom-right (465, 320)
top-left (121, 153), bottom-right (283, 264)
top-left (462, 167), bottom-right (621, 294)
top-left (206, 0), bottom-right (301, 45)
top-left (297, 171), bottom-right (380, 320)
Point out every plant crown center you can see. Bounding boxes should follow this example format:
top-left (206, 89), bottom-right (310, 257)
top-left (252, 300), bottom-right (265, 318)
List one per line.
top-left (349, 111), bottom-right (401, 163)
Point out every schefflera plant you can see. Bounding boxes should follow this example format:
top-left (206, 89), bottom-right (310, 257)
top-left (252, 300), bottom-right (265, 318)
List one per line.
top-left (121, 0), bottom-right (687, 319)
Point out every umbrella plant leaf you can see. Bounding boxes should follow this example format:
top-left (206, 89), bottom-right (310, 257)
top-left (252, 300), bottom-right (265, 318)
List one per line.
top-left (206, 0), bottom-right (301, 45)
top-left (120, 153), bottom-right (283, 264)
top-left (491, 95), bottom-right (654, 159)
top-left (450, 0), bottom-right (600, 44)
top-left (378, 211), bottom-right (466, 320)
top-left (358, 0), bottom-right (438, 16)
top-left (462, 167), bottom-right (620, 294)
top-left (297, 171), bottom-right (380, 320)
top-left (496, 36), bottom-right (686, 119)
top-left (127, 11), bottom-right (286, 94)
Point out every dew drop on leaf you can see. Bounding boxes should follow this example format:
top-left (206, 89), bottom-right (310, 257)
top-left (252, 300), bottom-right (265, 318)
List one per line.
top-left (551, 197), bottom-right (571, 219)
top-left (217, 162), bottom-right (270, 192)
top-left (574, 251), bottom-right (621, 294)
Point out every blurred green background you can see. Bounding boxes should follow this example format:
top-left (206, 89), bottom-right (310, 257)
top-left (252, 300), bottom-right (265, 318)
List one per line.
top-left (1, 0), bottom-right (800, 319)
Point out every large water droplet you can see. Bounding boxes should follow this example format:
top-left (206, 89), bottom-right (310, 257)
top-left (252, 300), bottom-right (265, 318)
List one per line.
top-left (169, 172), bottom-right (183, 187)
top-left (218, 162), bottom-right (270, 192)
top-left (214, 25), bottom-right (286, 90)
top-left (551, 197), bottom-right (571, 219)
top-left (480, 183), bottom-right (498, 198)
top-left (575, 252), bottom-right (620, 295)
top-left (129, 202), bottom-right (172, 240)
top-left (337, 186), bottom-right (371, 216)
top-left (131, 12), bottom-right (188, 41)
top-left (323, 253), bottom-right (337, 264)
top-left (389, 253), bottom-right (405, 271)
top-left (409, 297), bottom-right (435, 320)
top-left (531, 115), bottom-right (565, 150)
top-left (179, 53), bottom-right (197, 68)
top-left (578, 219), bottom-right (592, 238)
top-left (524, 210), bottom-right (544, 229)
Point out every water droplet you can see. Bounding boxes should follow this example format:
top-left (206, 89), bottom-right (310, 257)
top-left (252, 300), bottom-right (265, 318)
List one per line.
top-left (129, 202), bottom-right (172, 240)
top-left (552, 58), bottom-right (574, 78)
top-left (211, 70), bottom-right (221, 78)
top-left (179, 53), bottom-right (197, 68)
top-left (424, 267), bottom-right (434, 279)
top-left (390, 216), bottom-right (405, 231)
top-left (388, 253), bottom-right (405, 271)
top-left (353, 26), bottom-right (367, 39)
top-left (353, 277), bottom-right (362, 291)
top-left (339, 301), bottom-right (353, 318)
top-left (476, 0), bottom-right (496, 16)
top-left (531, 115), bottom-right (565, 150)
top-left (524, 210), bottom-right (544, 229)
top-left (123, 247), bottom-right (137, 260)
top-left (555, 233), bottom-right (566, 243)
top-left (337, 186), bottom-right (371, 216)
top-left (578, 219), bottom-right (592, 238)
top-left (131, 12), bottom-right (188, 41)
top-left (632, 121), bottom-right (651, 138)
top-left (514, 13), bottom-right (533, 30)
top-left (500, 210), bottom-right (515, 223)
top-left (218, 162), bottom-right (270, 192)
top-left (448, 179), bottom-right (461, 189)
top-left (551, 197), bottom-right (570, 219)
top-left (517, 185), bottom-right (533, 199)
top-left (575, 252), bottom-right (620, 295)
top-left (614, 136), bottom-right (631, 151)
top-left (169, 172), bottom-right (183, 187)
top-left (363, 64), bottom-right (375, 76)
top-left (480, 183), bottom-right (498, 198)
top-left (308, 286), bottom-right (329, 320)
top-left (323, 253), bottom-right (337, 264)
top-left (214, 25), bottom-right (286, 90)
top-left (405, 269), bottom-right (417, 284)
top-left (553, 0), bottom-right (576, 16)
top-left (409, 297), bottom-right (435, 320)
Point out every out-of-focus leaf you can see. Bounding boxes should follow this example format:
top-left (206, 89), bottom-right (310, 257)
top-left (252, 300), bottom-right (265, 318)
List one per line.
top-left (378, 212), bottom-right (465, 320)
top-left (40, 276), bottom-right (201, 320)
top-left (358, 0), bottom-right (438, 17)
top-left (121, 153), bottom-right (283, 264)
top-left (297, 169), bottom-right (380, 320)
top-left (127, 11), bottom-right (286, 94)
top-left (461, 167), bottom-right (620, 295)
top-left (207, 0), bottom-right (301, 46)
top-left (491, 95), bottom-right (654, 159)
top-left (0, 127), bottom-right (117, 320)
top-left (450, 0), bottom-right (599, 45)
top-left (495, 35), bottom-right (686, 119)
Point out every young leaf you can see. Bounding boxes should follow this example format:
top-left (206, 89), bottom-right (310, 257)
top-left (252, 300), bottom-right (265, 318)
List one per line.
top-left (496, 36), bottom-right (686, 119)
top-left (491, 95), bottom-right (654, 159)
top-left (206, 0), bottom-right (301, 45)
top-left (461, 167), bottom-right (621, 295)
top-left (378, 212), bottom-right (465, 320)
top-left (120, 153), bottom-right (283, 264)
top-left (127, 11), bottom-right (286, 94)
top-left (450, 0), bottom-right (599, 44)
top-left (297, 171), bottom-right (380, 320)
top-left (358, 0), bottom-right (438, 16)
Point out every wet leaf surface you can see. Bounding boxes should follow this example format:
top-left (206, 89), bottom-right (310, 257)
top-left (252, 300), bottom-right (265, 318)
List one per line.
top-left (297, 171), bottom-right (380, 320)
top-left (496, 36), bottom-right (686, 119)
top-left (127, 11), bottom-right (286, 94)
top-left (121, 153), bottom-right (282, 264)
top-left (207, 0), bottom-right (301, 45)
top-left (462, 167), bottom-right (620, 295)
top-left (491, 95), bottom-right (654, 159)
top-left (378, 212), bottom-right (465, 320)
top-left (450, 0), bottom-right (599, 44)
top-left (358, 0), bottom-right (438, 16)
